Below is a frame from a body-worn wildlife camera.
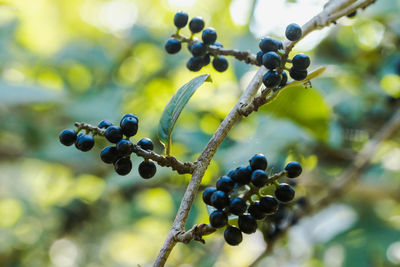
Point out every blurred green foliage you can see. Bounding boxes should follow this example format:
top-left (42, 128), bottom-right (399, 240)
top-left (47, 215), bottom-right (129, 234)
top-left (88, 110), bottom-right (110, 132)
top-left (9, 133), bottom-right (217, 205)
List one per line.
top-left (0, 0), bottom-right (399, 266)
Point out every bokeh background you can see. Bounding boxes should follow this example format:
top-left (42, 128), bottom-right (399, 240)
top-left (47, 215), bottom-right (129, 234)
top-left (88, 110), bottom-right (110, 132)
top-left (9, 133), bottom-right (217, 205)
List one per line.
top-left (0, 0), bottom-right (400, 266)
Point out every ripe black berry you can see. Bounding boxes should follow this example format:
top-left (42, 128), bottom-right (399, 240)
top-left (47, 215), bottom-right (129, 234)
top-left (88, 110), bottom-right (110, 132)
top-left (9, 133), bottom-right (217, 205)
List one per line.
top-left (249, 154), bottom-right (268, 171)
top-left (75, 134), bottom-right (94, 151)
top-left (100, 146), bottom-right (119, 164)
top-left (248, 202), bottom-right (266, 220)
top-left (275, 183), bottom-right (295, 202)
top-left (186, 57), bottom-right (203, 72)
top-left (114, 157), bottom-right (132, 176)
top-left (285, 23), bottom-right (302, 41)
top-left (202, 187), bottom-right (217, 205)
top-left (202, 53), bottom-right (211, 66)
top-left (120, 116), bottom-right (138, 137)
top-left (174, 11), bottom-right (189, 28)
top-left (210, 190), bottom-right (230, 209)
top-left (202, 27), bottom-right (217, 45)
top-left (122, 113), bottom-right (138, 121)
top-left (190, 42), bottom-right (207, 57)
top-left (209, 210), bottom-right (228, 228)
top-left (285, 161), bottom-right (302, 178)
top-left (216, 176), bottom-right (235, 192)
top-left (105, 126), bottom-right (123, 143)
top-left (256, 51), bottom-right (263, 65)
top-left (229, 197), bottom-right (247, 215)
top-left (224, 226), bottom-right (243, 246)
top-left (289, 67), bottom-right (307, 81)
top-left (231, 166), bottom-right (252, 185)
top-left (251, 169), bottom-right (268, 187)
top-left (212, 56), bottom-right (228, 72)
top-left (97, 120), bottom-right (113, 129)
top-left (259, 37), bottom-right (282, 53)
top-left (138, 160), bottom-right (157, 179)
top-left (137, 138), bottom-right (154, 151)
top-left (262, 51), bottom-right (281, 70)
top-left (259, 195), bottom-right (279, 214)
top-left (238, 215), bottom-right (257, 234)
top-left (189, 17), bottom-right (205, 33)
top-left (165, 38), bottom-right (182, 54)
top-left (279, 71), bottom-right (288, 88)
top-left (263, 70), bottom-right (281, 88)
top-left (59, 129), bottom-right (77, 146)
top-left (292, 54), bottom-right (310, 70)
top-left (116, 139), bottom-right (134, 156)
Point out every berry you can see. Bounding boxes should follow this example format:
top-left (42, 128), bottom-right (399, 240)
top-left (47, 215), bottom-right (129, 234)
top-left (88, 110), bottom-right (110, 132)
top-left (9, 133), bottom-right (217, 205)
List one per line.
top-left (174, 11), bottom-right (188, 28)
top-left (212, 56), bottom-right (229, 72)
top-left (249, 154), bottom-right (268, 171)
top-left (97, 120), bottom-right (113, 129)
top-left (212, 41), bottom-right (223, 47)
top-left (114, 157), bottom-right (132, 175)
top-left (138, 160), bottom-right (157, 179)
top-left (189, 17), bottom-right (205, 33)
top-left (187, 57), bottom-right (203, 72)
top-left (116, 139), bottom-right (134, 156)
top-left (227, 169), bottom-right (236, 178)
top-left (229, 197), bottom-right (247, 215)
top-left (105, 126), bottom-right (123, 143)
top-left (248, 202), bottom-right (266, 220)
top-left (279, 71), bottom-right (288, 87)
top-left (100, 146), bottom-right (119, 164)
top-left (259, 37), bottom-right (282, 53)
top-left (251, 169), bottom-right (268, 187)
top-left (289, 67), bottom-right (308, 81)
top-left (238, 215), bottom-right (257, 234)
top-left (202, 53), bottom-right (211, 66)
top-left (190, 42), bottom-right (207, 57)
top-left (292, 54), bottom-right (310, 70)
top-left (262, 51), bottom-right (281, 70)
top-left (75, 134), bottom-right (94, 152)
top-left (209, 210), bottom-right (227, 228)
top-left (259, 195), bottom-right (279, 214)
top-left (275, 183), bottom-right (295, 202)
top-left (285, 23), bottom-right (302, 41)
top-left (59, 129), bottom-right (77, 146)
top-left (210, 190), bottom-right (230, 209)
top-left (137, 138), bottom-right (154, 151)
top-left (165, 38), bottom-right (182, 54)
top-left (216, 176), bottom-right (235, 192)
top-left (285, 161), bottom-right (302, 178)
top-left (256, 51), bottom-right (264, 65)
top-left (224, 226), bottom-right (243, 246)
top-left (120, 116), bottom-right (138, 137)
top-left (231, 166), bottom-right (252, 185)
top-left (122, 113), bottom-right (138, 121)
top-left (202, 187), bottom-right (217, 205)
top-left (202, 27), bottom-right (217, 45)
top-left (263, 70), bottom-right (281, 88)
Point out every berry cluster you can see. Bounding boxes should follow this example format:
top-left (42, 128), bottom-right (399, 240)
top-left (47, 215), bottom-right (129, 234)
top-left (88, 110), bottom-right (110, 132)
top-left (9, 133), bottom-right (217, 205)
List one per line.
top-left (165, 11), bottom-right (229, 73)
top-left (202, 154), bottom-right (302, 246)
top-left (59, 114), bottom-right (157, 179)
top-left (257, 23), bottom-right (311, 90)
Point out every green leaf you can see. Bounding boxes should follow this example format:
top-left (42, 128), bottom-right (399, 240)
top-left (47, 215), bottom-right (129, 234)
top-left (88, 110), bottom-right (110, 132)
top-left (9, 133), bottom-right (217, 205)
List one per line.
top-left (283, 66), bottom-right (326, 89)
top-left (158, 74), bottom-right (211, 154)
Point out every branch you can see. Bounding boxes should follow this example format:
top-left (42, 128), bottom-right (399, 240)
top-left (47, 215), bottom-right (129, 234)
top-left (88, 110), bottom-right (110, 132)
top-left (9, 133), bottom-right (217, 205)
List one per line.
top-left (175, 224), bottom-right (216, 244)
top-left (74, 122), bottom-right (195, 174)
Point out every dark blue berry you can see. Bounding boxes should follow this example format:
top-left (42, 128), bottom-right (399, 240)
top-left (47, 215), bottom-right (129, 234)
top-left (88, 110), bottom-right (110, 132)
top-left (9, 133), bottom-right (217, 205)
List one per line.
top-left (209, 210), bottom-right (227, 228)
top-left (201, 53), bottom-right (211, 66)
top-left (285, 23), bottom-right (302, 41)
top-left (202, 187), bottom-right (217, 205)
top-left (100, 146), bottom-right (119, 164)
top-left (249, 154), bottom-right (267, 171)
top-left (190, 42), bottom-right (207, 57)
top-left (248, 202), bottom-right (266, 220)
top-left (210, 190), bottom-right (230, 209)
top-left (259, 37), bottom-right (282, 53)
top-left (120, 116), bottom-right (138, 137)
top-left (105, 126), bottom-right (123, 143)
top-left (224, 226), bottom-right (243, 246)
top-left (227, 169), bottom-right (236, 178)
top-left (275, 183), bottom-right (295, 202)
top-left (256, 51), bottom-right (264, 65)
top-left (238, 215), bottom-right (257, 234)
top-left (137, 138), bottom-right (154, 151)
top-left (116, 139), bottom-right (134, 156)
top-left (186, 57), bottom-right (203, 72)
top-left (165, 38), bottom-right (181, 54)
top-left (216, 176), bottom-right (235, 192)
top-left (251, 169), bottom-right (268, 187)
top-left (59, 129), bottom-right (77, 146)
top-left (289, 67), bottom-right (308, 81)
top-left (174, 11), bottom-right (188, 28)
top-left (229, 197), bottom-right (247, 215)
top-left (279, 71), bottom-right (288, 87)
top-left (189, 17), bottom-right (205, 33)
top-left (114, 157), bottom-right (132, 176)
top-left (262, 51), bottom-right (281, 70)
top-left (285, 161), bottom-right (302, 178)
top-left (212, 56), bottom-right (228, 72)
top-left (259, 195), bottom-right (279, 214)
top-left (202, 27), bottom-right (217, 45)
top-left (122, 113), bottom-right (138, 121)
top-left (231, 166), bottom-right (252, 185)
top-left (75, 134), bottom-right (94, 152)
top-left (263, 70), bottom-right (281, 88)
top-left (97, 120), bottom-right (113, 129)
top-left (292, 54), bottom-right (310, 70)
top-left (138, 160), bottom-right (157, 179)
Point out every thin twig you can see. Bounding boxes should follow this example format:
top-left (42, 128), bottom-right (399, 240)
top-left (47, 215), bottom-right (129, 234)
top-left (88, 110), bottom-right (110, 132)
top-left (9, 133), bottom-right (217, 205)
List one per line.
top-left (174, 224), bottom-right (216, 244)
